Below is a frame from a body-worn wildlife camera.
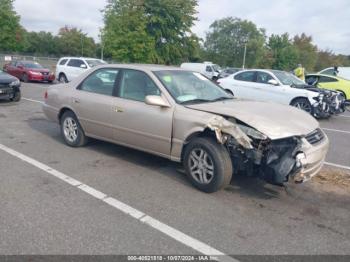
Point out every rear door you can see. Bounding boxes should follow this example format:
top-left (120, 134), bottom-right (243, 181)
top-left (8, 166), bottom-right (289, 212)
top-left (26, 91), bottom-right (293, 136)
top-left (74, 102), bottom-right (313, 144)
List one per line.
top-left (111, 69), bottom-right (173, 157)
top-left (66, 59), bottom-right (88, 81)
top-left (71, 68), bottom-right (120, 140)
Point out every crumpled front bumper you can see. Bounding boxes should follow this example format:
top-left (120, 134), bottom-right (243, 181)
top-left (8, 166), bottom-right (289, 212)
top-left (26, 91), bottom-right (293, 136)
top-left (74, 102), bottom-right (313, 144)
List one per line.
top-left (293, 132), bottom-right (329, 183)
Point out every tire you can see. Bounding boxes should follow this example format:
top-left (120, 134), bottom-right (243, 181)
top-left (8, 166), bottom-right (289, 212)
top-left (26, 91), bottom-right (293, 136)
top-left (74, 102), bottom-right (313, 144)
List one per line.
top-left (60, 111), bottom-right (88, 147)
top-left (58, 73), bottom-right (68, 83)
top-left (290, 98), bottom-right (313, 114)
top-left (183, 137), bottom-right (233, 193)
top-left (10, 91), bottom-right (21, 102)
top-left (22, 74), bottom-right (29, 83)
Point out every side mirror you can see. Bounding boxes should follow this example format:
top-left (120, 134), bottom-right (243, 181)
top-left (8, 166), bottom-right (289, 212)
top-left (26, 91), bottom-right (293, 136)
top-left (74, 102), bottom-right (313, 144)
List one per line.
top-left (145, 95), bottom-right (170, 108)
top-left (80, 64), bottom-right (87, 69)
top-left (267, 79), bottom-right (279, 86)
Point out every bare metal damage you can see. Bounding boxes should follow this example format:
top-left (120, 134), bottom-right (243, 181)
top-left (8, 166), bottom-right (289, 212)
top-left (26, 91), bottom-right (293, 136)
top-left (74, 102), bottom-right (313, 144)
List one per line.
top-left (206, 115), bottom-right (307, 185)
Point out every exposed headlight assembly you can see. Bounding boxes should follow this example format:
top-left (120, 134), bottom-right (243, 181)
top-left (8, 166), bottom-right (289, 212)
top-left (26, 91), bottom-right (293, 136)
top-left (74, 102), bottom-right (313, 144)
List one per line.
top-left (237, 124), bottom-right (268, 140)
top-left (9, 79), bottom-right (20, 87)
top-left (313, 94), bottom-right (324, 102)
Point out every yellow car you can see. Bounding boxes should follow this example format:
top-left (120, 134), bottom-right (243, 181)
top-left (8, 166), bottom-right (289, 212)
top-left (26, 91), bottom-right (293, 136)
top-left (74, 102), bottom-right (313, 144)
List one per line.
top-left (306, 74), bottom-right (350, 100)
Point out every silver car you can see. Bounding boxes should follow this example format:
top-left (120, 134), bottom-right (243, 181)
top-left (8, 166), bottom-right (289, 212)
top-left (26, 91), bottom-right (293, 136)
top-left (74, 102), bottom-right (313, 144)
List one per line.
top-left (43, 64), bottom-right (329, 193)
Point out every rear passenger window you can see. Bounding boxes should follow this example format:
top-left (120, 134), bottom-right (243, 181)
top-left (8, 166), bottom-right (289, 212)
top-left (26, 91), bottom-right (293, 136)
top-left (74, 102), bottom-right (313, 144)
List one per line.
top-left (206, 66), bottom-right (213, 72)
top-left (79, 68), bottom-right (119, 96)
top-left (234, 71), bottom-right (255, 82)
top-left (67, 59), bottom-right (86, 68)
top-left (118, 70), bottom-right (160, 102)
top-left (59, 59), bottom-right (68, 65)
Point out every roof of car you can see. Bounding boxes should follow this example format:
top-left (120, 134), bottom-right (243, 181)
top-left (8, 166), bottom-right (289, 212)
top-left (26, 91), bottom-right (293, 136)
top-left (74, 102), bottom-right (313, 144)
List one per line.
top-left (98, 64), bottom-right (184, 71)
top-left (59, 57), bottom-right (102, 60)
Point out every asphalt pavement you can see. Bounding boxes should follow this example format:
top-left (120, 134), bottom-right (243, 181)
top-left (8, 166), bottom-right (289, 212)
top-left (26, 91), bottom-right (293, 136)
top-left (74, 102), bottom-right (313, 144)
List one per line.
top-left (0, 82), bottom-right (349, 259)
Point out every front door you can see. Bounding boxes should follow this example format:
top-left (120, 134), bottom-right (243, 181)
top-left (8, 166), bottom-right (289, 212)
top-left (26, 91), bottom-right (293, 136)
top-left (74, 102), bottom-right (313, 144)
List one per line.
top-left (111, 69), bottom-right (173, 157)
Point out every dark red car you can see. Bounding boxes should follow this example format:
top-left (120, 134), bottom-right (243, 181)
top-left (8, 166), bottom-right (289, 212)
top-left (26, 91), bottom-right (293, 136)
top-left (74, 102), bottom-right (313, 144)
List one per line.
top-left (3, 61), bottom-right (55, 83)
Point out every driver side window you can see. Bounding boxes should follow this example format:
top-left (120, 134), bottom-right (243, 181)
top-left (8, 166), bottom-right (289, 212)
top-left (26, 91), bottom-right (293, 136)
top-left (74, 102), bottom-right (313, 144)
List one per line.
top-left (118, 70), bottom-right (160, 102)
top-left (256, 72), bottom-right (274, 84)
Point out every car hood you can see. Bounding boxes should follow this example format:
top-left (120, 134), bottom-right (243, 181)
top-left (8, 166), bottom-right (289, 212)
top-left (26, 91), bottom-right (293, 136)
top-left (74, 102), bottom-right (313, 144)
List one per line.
top-left (186, 99), bottom-right (318, 140)
top-left (0, 71), bottom-right (17, 84)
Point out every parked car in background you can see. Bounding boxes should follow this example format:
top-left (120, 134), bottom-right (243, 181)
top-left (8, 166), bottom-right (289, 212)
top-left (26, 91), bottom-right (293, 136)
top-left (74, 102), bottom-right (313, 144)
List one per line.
top-left (319, 67), bottom-right (350, 80)
top-left (180, 62), bottom-right (221, 80)
top-left (218, 69), bottom-right (345, 118)
top-left (0, 70), bottom-right (21, 102)
top-left (3, 61), bottom-right (55, 83)
top-left (55, 57), bottom-right (107, 83)
top-left (219, 67), bottom-right (241, 79)
top-left (306, 73), bottom-right (350, 100)
top-left (43, 64), bottom-right (329, 192)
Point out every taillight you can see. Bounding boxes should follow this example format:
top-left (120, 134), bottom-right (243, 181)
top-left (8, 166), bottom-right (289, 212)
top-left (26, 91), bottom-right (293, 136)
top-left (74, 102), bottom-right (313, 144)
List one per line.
top-left (44, 91), bottom-right (48, 99)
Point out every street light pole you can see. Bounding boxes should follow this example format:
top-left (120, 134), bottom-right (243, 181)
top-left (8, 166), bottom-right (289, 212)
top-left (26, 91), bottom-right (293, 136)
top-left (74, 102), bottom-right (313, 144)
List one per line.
top-left (242, 43), bottom-right (247, 69)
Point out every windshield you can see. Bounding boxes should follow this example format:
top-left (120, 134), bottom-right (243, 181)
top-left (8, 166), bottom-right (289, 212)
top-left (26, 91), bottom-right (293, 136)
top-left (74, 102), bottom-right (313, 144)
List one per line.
top-left (24, 62), bottom-right (43, 69)
top-left (212, 64), bottom-right (221, 73)
top-left (86, 59), bottom-right (106, 67)
top-left (272, 70), bottom-right (305, 86)
top-left (154, 70), bottom-right (232, 104)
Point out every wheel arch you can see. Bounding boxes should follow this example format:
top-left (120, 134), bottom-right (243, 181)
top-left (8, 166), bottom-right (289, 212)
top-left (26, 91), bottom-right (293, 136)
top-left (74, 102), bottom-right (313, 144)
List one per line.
top-left (58, 107), bottom-right (77, 123)
top-left (289, 96), bottom-right (310, 105)
top-left (180, 128), bottom-right (217, 162)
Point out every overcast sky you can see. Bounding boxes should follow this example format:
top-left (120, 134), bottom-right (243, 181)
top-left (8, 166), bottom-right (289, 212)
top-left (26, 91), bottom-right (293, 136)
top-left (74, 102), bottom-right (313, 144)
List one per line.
top-left (14, 0), bottom-right (350, 54)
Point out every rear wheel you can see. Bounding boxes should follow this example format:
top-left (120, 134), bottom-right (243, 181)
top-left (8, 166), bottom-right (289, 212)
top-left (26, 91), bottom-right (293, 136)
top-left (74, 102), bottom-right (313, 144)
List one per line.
top-left (183, 137), bottom-right (232, 193)
top-left (290, 98), bottom-right (313, 114)
top-left (60, 111), bottom-right (88, 147)
top-left (58, 73), bottom-right (68, 83)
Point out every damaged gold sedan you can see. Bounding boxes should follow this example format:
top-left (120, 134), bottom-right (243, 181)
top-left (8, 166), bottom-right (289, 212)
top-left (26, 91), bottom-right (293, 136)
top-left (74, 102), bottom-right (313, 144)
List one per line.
top-left (43, 65), bottom-right (329, 193)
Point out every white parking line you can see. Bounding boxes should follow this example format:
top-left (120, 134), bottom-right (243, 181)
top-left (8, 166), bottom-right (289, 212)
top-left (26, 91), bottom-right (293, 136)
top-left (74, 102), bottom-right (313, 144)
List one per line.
top-left (0, 143), bottom-right (237, 262)
top-left (322, 128), bottom-right (350, 135)
top-left (22, 97), bottom-right (44, 104)
top-left (336, 115), bottom-right (350, 119)
top-left (325, 162), bottom-right (350, 171)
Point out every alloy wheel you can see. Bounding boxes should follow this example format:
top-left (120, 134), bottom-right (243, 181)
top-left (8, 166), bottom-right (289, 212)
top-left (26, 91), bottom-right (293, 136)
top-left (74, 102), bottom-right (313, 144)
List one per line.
top-left (188, 148), bottom-right (215, 185)
top-left (63, 117), bottom-right (78, 143)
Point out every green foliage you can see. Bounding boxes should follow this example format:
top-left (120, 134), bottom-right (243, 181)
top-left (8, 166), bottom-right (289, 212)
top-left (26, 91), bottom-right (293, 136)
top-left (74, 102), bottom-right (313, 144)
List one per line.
top-left (203, 17), bottom-right (266, 68)
top-left (23, 31), bottom-right (58, 56)
top-left (56, 26), bottom-right (97, 57)
top-left (266, 33), bottom-right (299, 71)
top-left (102, 0), bottom-right (199, 64)
top-left (293, 33), bottom-right (318, 71)
top-left (0, 0), bottom-right (24, 52)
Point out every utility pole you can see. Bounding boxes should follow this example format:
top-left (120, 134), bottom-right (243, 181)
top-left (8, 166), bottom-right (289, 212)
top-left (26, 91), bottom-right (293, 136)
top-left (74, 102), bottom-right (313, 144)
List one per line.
top-left (242, 43), bottom-right (247, 69)
top-left (81, 35), bottom-right (84, 57)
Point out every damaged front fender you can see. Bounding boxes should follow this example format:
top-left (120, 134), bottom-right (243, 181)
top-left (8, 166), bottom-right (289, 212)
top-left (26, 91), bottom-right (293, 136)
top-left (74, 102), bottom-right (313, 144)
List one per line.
top-left (206, 115), bottom-right (253, 149)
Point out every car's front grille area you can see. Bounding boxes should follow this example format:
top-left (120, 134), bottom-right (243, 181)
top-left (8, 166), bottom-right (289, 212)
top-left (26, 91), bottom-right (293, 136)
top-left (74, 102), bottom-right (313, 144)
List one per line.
top-left (42, 72), bottom-right (49, 76)
top-left (305, 128), bottom-right (325, 145)
top-left (0, 83), bottom-right (10, 88)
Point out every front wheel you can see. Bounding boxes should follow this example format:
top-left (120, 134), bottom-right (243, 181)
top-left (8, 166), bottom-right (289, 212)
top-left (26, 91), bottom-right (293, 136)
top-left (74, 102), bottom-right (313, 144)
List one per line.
top-left (290, 98), bottom-right (313, 114)
top-left (183, 137), bottom-right (233, 193)
top-left (10, 91), bottom-right (21, 102)
top-left (60, 111), bottom-right (88, 147)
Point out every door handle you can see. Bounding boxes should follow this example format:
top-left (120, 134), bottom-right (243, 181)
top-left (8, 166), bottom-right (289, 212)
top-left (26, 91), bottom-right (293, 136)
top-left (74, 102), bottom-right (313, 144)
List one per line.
top-left (115, 106), bottom-right (123, 113)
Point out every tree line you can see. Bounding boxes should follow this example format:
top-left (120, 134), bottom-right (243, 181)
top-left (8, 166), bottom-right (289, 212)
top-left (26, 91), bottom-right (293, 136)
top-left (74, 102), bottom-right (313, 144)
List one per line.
top-left (1, 0), bottom-right (349, 72)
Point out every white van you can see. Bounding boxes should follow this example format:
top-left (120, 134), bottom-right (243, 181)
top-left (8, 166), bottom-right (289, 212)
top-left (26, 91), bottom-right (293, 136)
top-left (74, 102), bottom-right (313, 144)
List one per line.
top-left (319, 67), bottom-right (350, 80)
top-left (180, 62), bottom-right (221, 80)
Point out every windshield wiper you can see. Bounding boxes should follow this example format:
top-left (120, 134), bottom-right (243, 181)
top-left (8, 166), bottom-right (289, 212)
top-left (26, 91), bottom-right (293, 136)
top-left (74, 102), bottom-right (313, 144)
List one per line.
top-left (180, 99), bottom-right (212, 105)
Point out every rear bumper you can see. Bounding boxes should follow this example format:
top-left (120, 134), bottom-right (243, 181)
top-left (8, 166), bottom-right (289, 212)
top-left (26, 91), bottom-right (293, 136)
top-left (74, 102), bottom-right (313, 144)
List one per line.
top-left (42, 103), bottom-right (59, 123)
